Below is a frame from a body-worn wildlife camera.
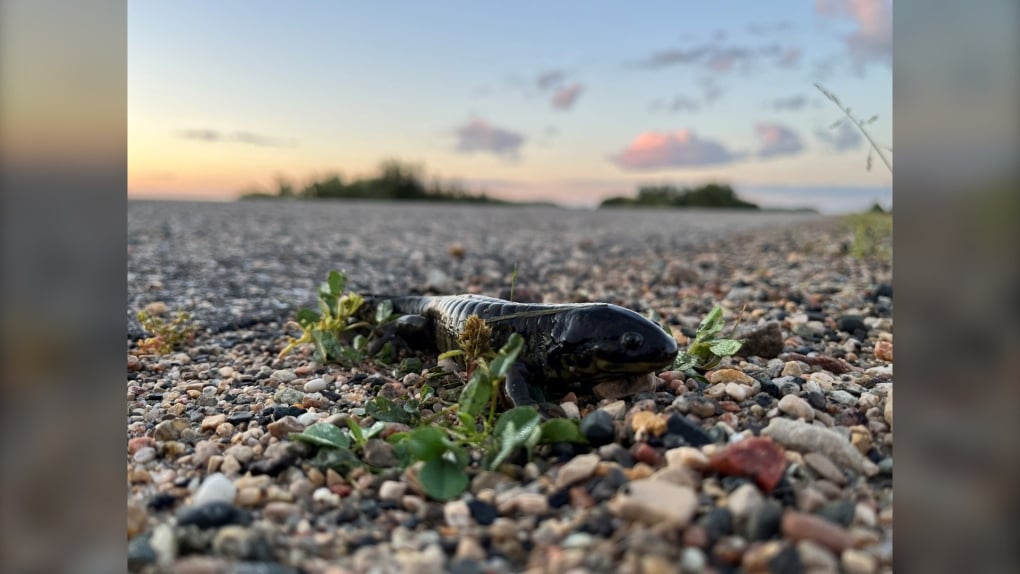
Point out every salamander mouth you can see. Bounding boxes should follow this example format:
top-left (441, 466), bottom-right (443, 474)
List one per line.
top-left (593, 357), bottom-right (675, 375)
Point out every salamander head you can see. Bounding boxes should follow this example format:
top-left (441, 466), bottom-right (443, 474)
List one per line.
top-left (549, 304), bottom-right (678, 379)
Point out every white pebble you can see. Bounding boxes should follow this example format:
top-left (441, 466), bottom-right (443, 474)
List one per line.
top-left (303, 378), bottom-right (327, 393)
top-left (192, 472), bottom-right (236, 506)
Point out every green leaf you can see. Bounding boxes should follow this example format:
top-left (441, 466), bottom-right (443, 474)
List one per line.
top-left (539, 419), bottom-right (587, 444)
top-left (289, 422), bottom-right (350, 449)
top-left (375, 299), bottom-right (394, 324)
top-left (490, 333), bottom-right (525, 379)
top-left (707, 339), bottom-right (744, 357)
top-left (374, 341), bottom-right (394, 364)
top-left (296, 308), bottom-right (321, 328)
top-left (363, 421), bottom-right (386, 440)
top-left (437, 349), bottom-right (465, 361)
top-left (458, 369), bottom-right (492, 417)
top-left (345, 419), bottom-right (365, 445)
top-left (419, 457), bottom-right (468, 500)
top-left (400, 357), bottom-right (424, 375)
top-left (488, 420), bottom-right (519, 470)
top-left (338, 293), bottom-right (364, 318)
top-left (673, 351), bottom-right (697, 371)
top-left (697, 306), bottom-right (725, 336)
top-left (419, 383), bottom-right (434, 400)
top-left (309, 447), bottom-right (361, 473)
top-left (327, 270), bottom-right (346, 295)
top-left (366, 396), bottom-right (413, 424)
top-left (494, 406), bottom-right (541, 447)
top-left (407, 426), bottom-right (447, 461)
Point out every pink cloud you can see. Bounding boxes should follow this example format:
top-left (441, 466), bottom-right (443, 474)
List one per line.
top-left (611, 129), bottom-right (744, 170)
top-left (816, 0), bottom-right (892, 68)
top-left (551, 82), bottom-right (584, 110)
top-left (755, 122), bottom-right (804, 158)
top-left (454, 118), bottom-right (524, 159)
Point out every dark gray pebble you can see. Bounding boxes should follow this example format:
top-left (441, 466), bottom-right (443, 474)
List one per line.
top-left (467, 499), bottom-right (499, 525)
top-left (767, 543), bottom-right (804, 574)
top-left (816, 498), bottom-right (856, 527)
top-left (836, 315), bottom-right (868, 335)
top-left (128, 534), bottom-right (156, 572)
top-left (700, 507), bottom-right (733, 545)
top-left (666, 414), bottom-right (713, 446)
top-left (746, 500), bottom-right (783, 541)
top-left (176, 502), bottom-right (251, 529)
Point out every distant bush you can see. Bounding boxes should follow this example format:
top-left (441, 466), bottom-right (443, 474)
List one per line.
top-left (600, 183), bottom-right (759, 209)
top-left (240, 159), bottom-right (509, 204)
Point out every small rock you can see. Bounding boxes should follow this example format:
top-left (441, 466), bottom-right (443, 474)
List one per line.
top-left (444, 500), bottom-right (472, 529)
top-left (687, 397), bottom-right (718, 418)
top-left (266, 416), bottom-right (304, 439)
top-left (707, 437), bottom-right (787, 493)
top-left (630, 411), bottom-right (668, 437)
top-left (560, 401), bottom-right (581, 420)
top-left (797, 540), bottom-right (839, 571)
top-left (273, 387), bottom-right (304, 405)
top-left (884, 388), bottom-right (893, 429)
top-left (665, 447), bottom-right (709, 470)
top-left (708, 369), bottom-right (756, 385)
top-left (781, 510), bottom-right (854, 553)
top-left (836, 315), bottom-right (868, 335)
top-left (303, 378), bottom-right (327, 393)
top-left (363, 439), bottom-right (399, 468)
top-left (762, 418), bottom-right (879, 476)
top-left (632, 443), bottom-right (664, 467)
top-left (191, 440), bottom-right (220, 468)
top-left (133, 447), bottom-right (156, 464)
top-left (817, 499), bottom-right (856, 527)
top-left (680, 547), bottom-right (707, 573)
top-left (781, 361), bottom-right (803, 377)
top-left (556, 453), bottom-right (600, 489)
top-left (778, 394), bottom-right (814, 420)
top-left (666, 414), bottom-right (713, 446)
top-left (579, 410), bottom-right (615, 446)
top-left (192, 473), bottom-right (236, 506)
top-left (176, 502), bottom-right (250, 529)
top-left (724, 382), bottom-right (748, 402)
top-left (466, 499), bottom-right (499, 526)
top-left (262, 501), bottom-right (299, 523)
top-left (212, 525), bottom-right (254, 559)
top-left (271, 369), bottom-right (297, 383)
top-left (803, 452), bottom-right (846, 485)
top-left (842, 548), bottom-right (878, 574)
top-left (601, 400), bottom-right (628, 419)
top-left (746, 499), bottom-right (783, 541)
top-left (511, 493), bottom-right (549, 516)
top-left (728, 482), bottom-right (764, 520)
top-left (829, 390), bottom-right (857, 407)
top-left (737, 322), bottom-right (784, 359)
top-left (379, 480), bottom-right (407, 501)
top-left (609, 479), bottom-right (698, 526)
top-left (874, 340), bottom-right (893, 362)
top-left (200, 414), bottom-right (226, 432)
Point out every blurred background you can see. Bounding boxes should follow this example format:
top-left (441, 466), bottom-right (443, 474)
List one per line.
top-left (128, 1), bottom-right (892, 213)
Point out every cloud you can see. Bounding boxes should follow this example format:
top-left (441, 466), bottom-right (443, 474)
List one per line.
top-left (454, 118), bottom-right (525, 159)
top-left (611, 129), bottom-right (744, 170)
top-left (536, 69), bottom-right (566, 90)
top-left (747, 21), bottom-right (794, 36)
top-left (637, 41), bottom-right (802, 74)
top-left (815, 121), bottom-right (863, 151)
top-left (551, 82), bottom-right (584, 110)
top-left (770, 94), bottom-right (808, 111)
top-left (815, 0), bottom-right (892, 69)
top-left (177, 128), bottom-right (291, 147)
top-left (669, 96), bottom-right (701, 112)
top-left (755, 122), bottom-right (804, 158)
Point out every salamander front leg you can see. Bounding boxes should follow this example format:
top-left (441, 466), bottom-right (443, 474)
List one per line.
top-left (503, 363), bottom-right (566, 419)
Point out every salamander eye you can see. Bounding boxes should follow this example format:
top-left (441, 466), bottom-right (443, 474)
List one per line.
top-left (621, 331), bottom-right (643, 350)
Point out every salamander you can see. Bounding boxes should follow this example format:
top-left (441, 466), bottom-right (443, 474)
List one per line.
top-left (365, 294), bottom-right (678, 411)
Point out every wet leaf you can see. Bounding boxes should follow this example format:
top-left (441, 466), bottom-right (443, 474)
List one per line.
top-left (407, 426), bottom-right (447, 461)
top-left (289, 422), bottom-right (350, 449)
top-left (708, 339), bottom-right (744, 357)
top-left (419, 457), bottom-right (468, 500)
top-left (458, 369), bottom-right (492, 417)
top-left (539, 419), bottom-right (587, 444)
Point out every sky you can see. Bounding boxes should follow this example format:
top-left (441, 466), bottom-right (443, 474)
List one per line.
top-left (128, 0), bottom-right (893, 212)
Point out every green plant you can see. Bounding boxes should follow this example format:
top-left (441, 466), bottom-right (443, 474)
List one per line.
top-left (135, 309), bottom-right (197, 354)
top-left (815, 82), bottom-right (892, 173)
top-left (278, 270), bottom-right (393, 364)
top-left (843, 212), bottom-right (893, 261)
top-left (672, 306), bottom-right (745, 376)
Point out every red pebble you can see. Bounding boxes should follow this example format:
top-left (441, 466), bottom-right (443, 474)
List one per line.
top-left (632, 442), bottom-right (664, 467)
top-left (707, 437), bottom-right (786, 493)
top-left (128, 436), bottom-right (156, 454)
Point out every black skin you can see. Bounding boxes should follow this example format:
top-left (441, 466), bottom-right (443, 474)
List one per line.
top-left (365, 295), bottom-right (679, 416)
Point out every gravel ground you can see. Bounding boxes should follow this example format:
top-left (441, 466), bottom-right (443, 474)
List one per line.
top-left (127, 200), bottom-right (893, 574)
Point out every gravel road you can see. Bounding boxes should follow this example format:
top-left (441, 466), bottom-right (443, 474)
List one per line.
top-left (128, 200), bottom-right (826, 335)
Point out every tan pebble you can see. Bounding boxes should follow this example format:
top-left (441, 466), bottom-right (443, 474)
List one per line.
top-left (708, 368), bottom-right (756, 385)
top-left (144, 301), bottom-right (168, 316)
top-left (742, 540), bottom-right (784, 571)
top-left (854, 502), bottom-right (877, 528)
top-left (215, 422), bottom-right (234, 438)
top-left (803, 452), bottom-right (846, 485)
top-left (306, 467), bottom-right (325, 487)
top-left (219, 455), bottom-right (241, 476)
top-left (127, 500), bottom-right (148, 539)
top-left (665, 447), bottom-right (709, 470)
top-left (128, 468), bottom-right (151, 484)
top-left (649, 465), bottom-right (699, 489)
top-left (128, 436), bottom-right (156, 454)
top-left (724, 382), bottom-right (748, 401)
top-left (630, 411), bottom-right (668, 437)
top-left (782, 511), bottom-right (854, 553)
top-left (235, 486), bottom-right (263, 506)
top-left (608, 479), bottom-right (698, 526)
top-left (874, 341), bottom-right (893, 362)
top-left (206, 455), bottom-right (223, 474)
top-left (624, 463), bottom-right (655, 480)
top-left (263, 501), bottom-right (300, 523)
top-left (781, 361), bottom-right (804, 377)
top-left (797, 540), bottom-right (839, 571)
top-left (639, 554), bottom-right (678, 574)
top-left (778, 395), bottom-right (814, 421)
top-left (555, 453), bottom-right (601, 489)
top-left (842, 549), bottom-right (878, 574)
top-left (883, 388), bottom-right (893, 429)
